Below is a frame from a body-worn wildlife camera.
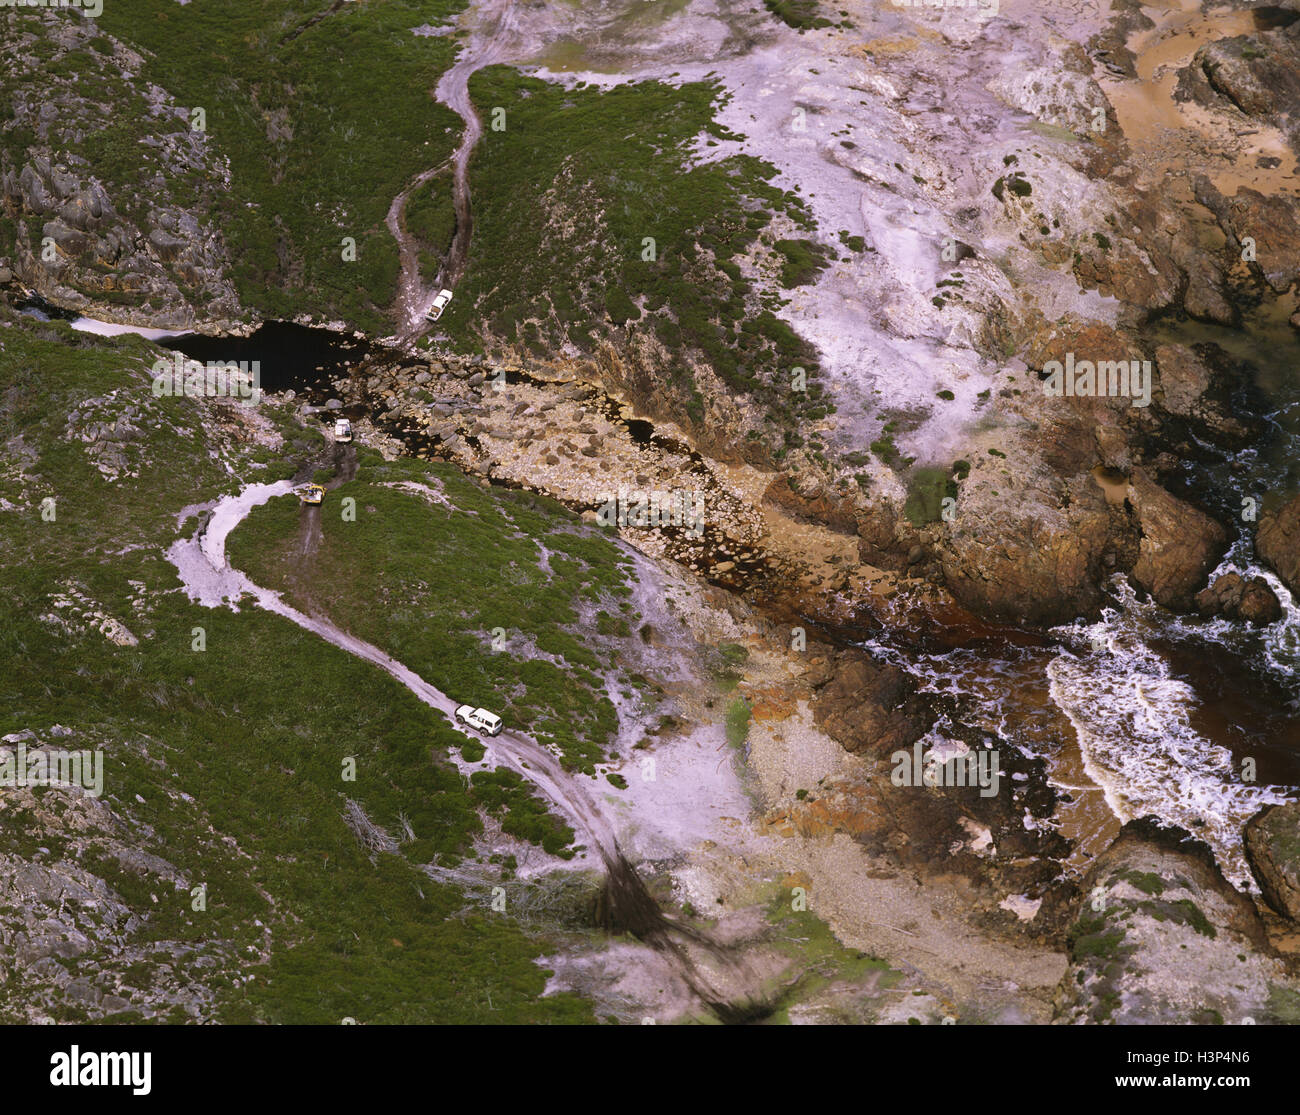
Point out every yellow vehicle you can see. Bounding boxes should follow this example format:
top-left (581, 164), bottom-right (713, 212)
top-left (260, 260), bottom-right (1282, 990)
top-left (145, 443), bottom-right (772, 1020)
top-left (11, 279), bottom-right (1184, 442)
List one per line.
top-left (297, 483), bottom-right (325, 505)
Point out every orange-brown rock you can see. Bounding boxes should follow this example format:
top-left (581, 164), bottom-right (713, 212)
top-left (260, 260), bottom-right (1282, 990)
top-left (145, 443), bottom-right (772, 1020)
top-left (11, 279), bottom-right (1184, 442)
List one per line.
top-left (762, 474), bottom-right (859, 534)
top-left (1128, 469), bottom-right (1228, 611)
top-left (809, 653), bottom-right (931, 758)
top-left (1257, 492), bottom-right (1300, 597)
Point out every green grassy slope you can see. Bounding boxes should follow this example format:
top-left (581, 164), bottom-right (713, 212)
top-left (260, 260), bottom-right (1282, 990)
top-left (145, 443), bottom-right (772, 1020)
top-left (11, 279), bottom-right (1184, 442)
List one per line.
top-left (84, 0), bottom-right (468, 330)
top-left (0, 314), bottom-right (596, 1022)
top-left (229, 451), bottom-right (643, 773)
top-left (434, 66), bottom-right (828, 429)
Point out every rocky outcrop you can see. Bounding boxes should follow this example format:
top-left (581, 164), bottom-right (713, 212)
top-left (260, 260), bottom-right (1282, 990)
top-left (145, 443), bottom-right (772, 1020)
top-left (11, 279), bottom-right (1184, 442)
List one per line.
top-left (0, 732), bottom-right (234, 1023)
top-left (1196, 572), bottom-right (1283, 626)
top-left (1153, 342), bottom-right (1258, 446)
top-left (855, 500), bottom-right (916, 573)
top-left (1194, 179), bottom-right (1300, 295)
top-left (809, 652), bottom-right (931, 759)
top-left (1245, 804), bottom-right (1300, 922)
top-left (1128, 469), bottom-right (1228, 611)
top-left (1257, 493), bottom-right (1300, 597)
top-left (1054, 817), bottom-right (1295, 1025)
top-left (938, 495), bottom-right (1116, 626)
top-left (1189, 21), bottom-right (1300, 147)
top-left (762, 474), bottom-right (858, 534)
top-left (986, 36), bottom-right (1112, 137)
top-left (0, 17), bottom-right (240, 328)
top-left (929, 436), bottom-right (1129, 627)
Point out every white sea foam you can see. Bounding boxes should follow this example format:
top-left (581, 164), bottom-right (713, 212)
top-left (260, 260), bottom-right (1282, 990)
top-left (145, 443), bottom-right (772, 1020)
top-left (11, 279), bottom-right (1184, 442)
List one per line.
top-left (1048, 578), bottom-right (1292, 890)
top-left (1197, 540), bottom-right (1300, 686)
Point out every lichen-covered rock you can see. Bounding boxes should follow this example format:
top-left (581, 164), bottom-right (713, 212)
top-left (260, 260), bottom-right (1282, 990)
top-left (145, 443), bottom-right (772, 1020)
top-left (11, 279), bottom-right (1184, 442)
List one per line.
top-left (1054, 817), bottom-right (1298, 1025)
top-left (1245, 804), bottom-right (1300, 922)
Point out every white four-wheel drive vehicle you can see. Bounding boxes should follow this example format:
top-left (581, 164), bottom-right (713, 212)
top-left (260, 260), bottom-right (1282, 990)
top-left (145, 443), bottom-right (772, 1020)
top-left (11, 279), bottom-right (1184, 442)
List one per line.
top-left (425, 288), bottom-right (453, 322)
top-left (454, 705), bottom-right (502, 737)
top-left (333, 417), bottom-right (352, 442)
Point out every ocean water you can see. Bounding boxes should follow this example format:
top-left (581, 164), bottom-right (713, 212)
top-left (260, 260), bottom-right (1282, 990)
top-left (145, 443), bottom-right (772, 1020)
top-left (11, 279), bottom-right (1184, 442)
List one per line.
top-left (863, 304), bottom-right (1300, 890)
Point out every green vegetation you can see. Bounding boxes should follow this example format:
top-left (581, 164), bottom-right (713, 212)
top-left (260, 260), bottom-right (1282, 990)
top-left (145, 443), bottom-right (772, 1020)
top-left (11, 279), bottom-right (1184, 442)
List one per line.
top-left (760, 890), bottom-right (901, 1024)
top-left (718, 642), bottom-right (750, 668)
top-left (446, 67), bottom-right (823, 427)
top-left (405, 172), bottom-right (459, 284)
top-left (725, 697), bottom-right (752, 750)
top-left (772, 238), bottom-right (832, 287)
top-left (1267, 983), bottom-right (1300, 1023)
top-left (1067, 913), bottom-right (1127, 963)
top-left (903, 467), bottom-right (957, 527)
top-left (870, 433), bottom-right (899, 465)
top-left (7, 6), bottom-right (834, 446)
top-left (1138, 898), bottom-right (1216, 939)
top-left (229, 451), bottom-right (636, 773)
top-left (762, 0), bottom-right (833, 30)
top-left (992, 173), bottom-right (1033, 201)
top-left (82, 0), bottom-right (470, 330)
top-left (1117, 870), bottom-right (1166, 896)
top-left (0, 315), bottom-right (595, 1023)
top-left (470, 769), bottom-right (575, 856)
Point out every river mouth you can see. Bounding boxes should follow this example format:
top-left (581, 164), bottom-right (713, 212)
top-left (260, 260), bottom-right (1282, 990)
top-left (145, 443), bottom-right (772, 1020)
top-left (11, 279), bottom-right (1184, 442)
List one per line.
top-left (14, 286), bottom-right (1300, 893)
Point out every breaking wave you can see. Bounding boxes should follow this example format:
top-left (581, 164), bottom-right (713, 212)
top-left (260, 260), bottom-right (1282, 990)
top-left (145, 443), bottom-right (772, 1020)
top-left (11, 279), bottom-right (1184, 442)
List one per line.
top-left (1048, 574), bottom-right (1294, 890)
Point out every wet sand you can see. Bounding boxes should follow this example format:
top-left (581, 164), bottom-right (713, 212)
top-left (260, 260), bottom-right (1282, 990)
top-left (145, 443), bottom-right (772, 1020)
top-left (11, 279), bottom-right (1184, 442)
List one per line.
top-left (1098, 1), bottom-right (1299, 197)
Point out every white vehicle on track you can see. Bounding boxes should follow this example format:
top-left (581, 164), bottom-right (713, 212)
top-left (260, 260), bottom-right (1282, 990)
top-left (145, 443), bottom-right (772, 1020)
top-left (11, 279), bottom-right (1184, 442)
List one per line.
top-left (333, 417), bottom-right (352, 442)
top-left (454, 704), bottom-right (503, 737)
top-left (297, 483), bottom-right (325, 506)
top-left (425, 288), bottom-right (453, 322)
